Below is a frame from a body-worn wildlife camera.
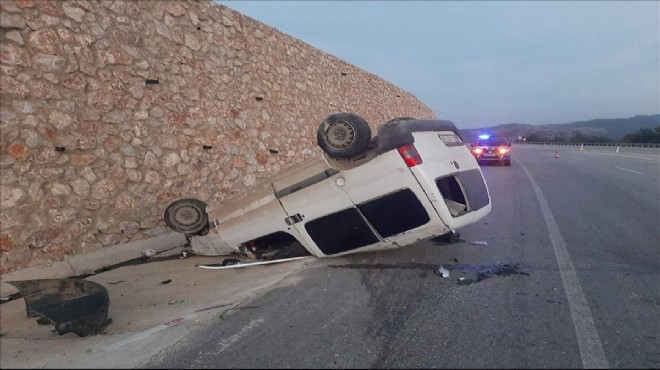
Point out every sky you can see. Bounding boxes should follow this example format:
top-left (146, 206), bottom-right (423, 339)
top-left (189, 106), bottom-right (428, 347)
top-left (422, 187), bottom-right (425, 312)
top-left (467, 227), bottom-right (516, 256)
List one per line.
top-left (220, 1), bottom-right (659, 129)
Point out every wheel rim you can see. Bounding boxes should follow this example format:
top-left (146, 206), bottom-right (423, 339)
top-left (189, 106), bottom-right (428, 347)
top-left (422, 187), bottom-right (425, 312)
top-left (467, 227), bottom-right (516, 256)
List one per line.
top-left (174, 205), bottom-right (201, 227)
top-left (325, 121), bottom-right (355, 149)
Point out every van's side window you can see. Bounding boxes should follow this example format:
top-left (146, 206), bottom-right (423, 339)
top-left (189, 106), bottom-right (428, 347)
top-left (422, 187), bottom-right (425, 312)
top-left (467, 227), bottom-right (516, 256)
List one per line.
top-left (358, 188), bottom-right (430, 238)
top-left (305, 208), bottom-right (379, 255)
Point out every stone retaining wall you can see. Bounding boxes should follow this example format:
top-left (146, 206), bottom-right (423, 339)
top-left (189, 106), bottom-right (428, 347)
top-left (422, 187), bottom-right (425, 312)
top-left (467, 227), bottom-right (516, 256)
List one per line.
top-left (0, 0), bottom-right (435, 274)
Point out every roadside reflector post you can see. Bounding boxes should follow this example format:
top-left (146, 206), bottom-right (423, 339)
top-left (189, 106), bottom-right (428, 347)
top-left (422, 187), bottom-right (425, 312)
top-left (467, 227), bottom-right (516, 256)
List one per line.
top-left (580, 143), bottom-right (583, 151)
top-left (555, 152), bottom-right (559, 159)
top-left (616, 146), bottom-right (620, 153)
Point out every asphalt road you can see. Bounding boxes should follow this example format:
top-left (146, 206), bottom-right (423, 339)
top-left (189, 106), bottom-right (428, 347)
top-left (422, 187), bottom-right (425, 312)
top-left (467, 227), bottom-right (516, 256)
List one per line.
top-left (146, 145), bottom-right (659, 369)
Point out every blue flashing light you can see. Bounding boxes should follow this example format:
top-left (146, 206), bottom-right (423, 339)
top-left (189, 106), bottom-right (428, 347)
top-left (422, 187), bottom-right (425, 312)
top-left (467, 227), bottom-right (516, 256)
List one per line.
top-left (478, 135), bottom-right (490, 139)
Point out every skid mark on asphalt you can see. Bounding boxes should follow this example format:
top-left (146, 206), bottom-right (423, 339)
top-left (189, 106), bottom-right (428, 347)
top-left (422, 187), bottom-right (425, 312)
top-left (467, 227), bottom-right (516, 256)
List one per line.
top-left (517, 159), bottom-right (609, 369)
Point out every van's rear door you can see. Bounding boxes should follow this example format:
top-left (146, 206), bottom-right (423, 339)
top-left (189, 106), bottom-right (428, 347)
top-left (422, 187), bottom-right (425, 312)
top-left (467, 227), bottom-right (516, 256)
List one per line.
top-left (408, 131), bottom-right (491, 229)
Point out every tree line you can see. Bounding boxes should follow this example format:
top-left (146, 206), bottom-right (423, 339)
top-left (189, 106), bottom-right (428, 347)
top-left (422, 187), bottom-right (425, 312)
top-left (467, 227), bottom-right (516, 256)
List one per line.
top-left (520, 126), bottom-right (660, 144)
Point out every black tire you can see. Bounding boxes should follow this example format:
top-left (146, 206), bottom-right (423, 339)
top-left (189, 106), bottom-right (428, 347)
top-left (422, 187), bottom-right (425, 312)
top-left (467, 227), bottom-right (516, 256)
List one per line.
top-left (317, 113), bottom-right (371, 158)
top-left (164, 198), bottom-right (209, 235)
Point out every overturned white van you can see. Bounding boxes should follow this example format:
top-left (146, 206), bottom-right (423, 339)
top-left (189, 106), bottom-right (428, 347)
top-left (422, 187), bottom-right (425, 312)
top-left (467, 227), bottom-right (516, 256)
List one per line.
top-left (164, 113), bottom-right (491, 260)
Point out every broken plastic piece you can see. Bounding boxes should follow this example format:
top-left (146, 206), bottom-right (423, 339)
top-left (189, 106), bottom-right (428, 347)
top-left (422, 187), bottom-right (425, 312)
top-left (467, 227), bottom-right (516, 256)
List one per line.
top-left (434, 266), bottom-right (450, 278)
top-left (8, 279), bottom-right (111, 337)
top-left (142, 248), bottom-right (157, 258)
top-left (470, 241), bottom-right (488, 246)
top-left (458, 276), bottom-right (477, 285)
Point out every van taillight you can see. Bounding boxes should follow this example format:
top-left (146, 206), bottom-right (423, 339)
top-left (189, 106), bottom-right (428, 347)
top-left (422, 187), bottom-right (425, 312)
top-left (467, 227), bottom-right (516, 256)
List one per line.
top-left (398, 144), bottom-right (423, 167)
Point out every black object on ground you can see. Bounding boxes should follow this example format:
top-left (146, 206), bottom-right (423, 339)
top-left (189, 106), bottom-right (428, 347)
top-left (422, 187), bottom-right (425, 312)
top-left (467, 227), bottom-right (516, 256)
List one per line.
top-left (8, 279), bottom-right (112, 337)
top-left (221, 258), bottom-right (241, 266)
top-left (430, 231), bottom-right (462, 244)
top-left (457, 263), bottom-right (529, 285)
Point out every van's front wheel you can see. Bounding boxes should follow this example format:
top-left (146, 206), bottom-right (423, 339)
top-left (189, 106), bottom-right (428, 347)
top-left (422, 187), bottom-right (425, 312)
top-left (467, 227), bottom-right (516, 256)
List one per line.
top-left (317, 113), bottom-right (371, 158)
top-left (164, 198), bottom-right (209, 235)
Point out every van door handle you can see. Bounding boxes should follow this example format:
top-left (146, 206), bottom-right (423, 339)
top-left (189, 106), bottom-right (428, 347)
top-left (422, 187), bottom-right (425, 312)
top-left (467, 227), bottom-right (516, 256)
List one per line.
top-left (285, 213), bottom-right (303, 225)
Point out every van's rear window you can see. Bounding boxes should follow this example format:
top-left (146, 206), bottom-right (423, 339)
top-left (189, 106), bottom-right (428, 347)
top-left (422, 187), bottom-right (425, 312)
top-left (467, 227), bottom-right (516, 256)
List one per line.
top-left (435, 169), bottom-right (489, 216)
top-left (477, 138), bottom-right (507, 146)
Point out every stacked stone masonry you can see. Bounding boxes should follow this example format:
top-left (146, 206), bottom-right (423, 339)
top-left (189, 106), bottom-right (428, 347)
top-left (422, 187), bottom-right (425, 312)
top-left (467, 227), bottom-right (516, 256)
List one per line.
top-left (0, 0), bottom-right (436, 274)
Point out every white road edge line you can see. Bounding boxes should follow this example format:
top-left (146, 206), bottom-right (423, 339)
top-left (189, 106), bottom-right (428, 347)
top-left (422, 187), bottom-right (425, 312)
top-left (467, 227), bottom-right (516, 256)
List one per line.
top-left (579, 151), bottom-right (659, 161)
top-left (614, 166), bottom-right (643, 175)
top-left (517, 160), bottom-right (609, 369)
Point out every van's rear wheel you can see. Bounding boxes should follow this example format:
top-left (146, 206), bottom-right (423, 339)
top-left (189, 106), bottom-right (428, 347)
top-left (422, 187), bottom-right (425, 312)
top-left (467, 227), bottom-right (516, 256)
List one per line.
top-left (164, 198), bottom-right (208, 235)
top-left (317, 113), bottom-right (371, 158)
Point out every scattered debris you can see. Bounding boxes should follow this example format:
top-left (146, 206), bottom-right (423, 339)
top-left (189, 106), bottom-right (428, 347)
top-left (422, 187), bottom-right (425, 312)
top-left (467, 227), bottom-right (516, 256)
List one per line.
top-left (69, 246), bottom-right (187, 280)
top-left (453, 258), bottom-right (459, 262)
top-left (37, 317), bottom-right (50, 325)
top-left (434, 266), bottom-right (450, 278)
top-left (107, 280), bottom-right (125, 285)
top-left (161, 279), bottom-right (172, 285)
top-left (431, 231), bottom-right (462, 244)
top-left (180, 250), bottom-right (191, 259)
top-left (221, 258), bottom-right (241, 266)
top-left (457, 263), bottom-right (529, 285)
top-left (141, 248), bottom-right (157, 258)
top-left (8, 279), bottom-right (112, 337)
top-left (469, 241), bottom-right (488, 246)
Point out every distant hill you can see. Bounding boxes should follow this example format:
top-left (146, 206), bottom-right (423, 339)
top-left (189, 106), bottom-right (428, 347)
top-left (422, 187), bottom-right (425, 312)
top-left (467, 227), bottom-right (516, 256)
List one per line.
top-left (460, 114), bottom-right (660, 143)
